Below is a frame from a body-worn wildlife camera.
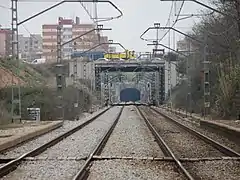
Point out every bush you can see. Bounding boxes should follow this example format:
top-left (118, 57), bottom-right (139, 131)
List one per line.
top-left (0, 86), bottom-right (91, 121)
top-left (0, 101), bottom-right (11, 125)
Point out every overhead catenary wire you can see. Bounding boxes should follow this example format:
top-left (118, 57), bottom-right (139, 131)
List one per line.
top-left (0, 3), bottom-right (44, 42)
top-left (78, 1), bottom-right (110, 52)
top-left (0, 4), bottom-right (10, 9)
top-left (158, 0), bottom-right (185, 42)
top-left (143, 1), bottom-right (184, 44)
top-left (166, 1), bottom-right (175, 28)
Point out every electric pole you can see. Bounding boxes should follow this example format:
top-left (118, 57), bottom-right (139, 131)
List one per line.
top-left (203, 33), bottom-right (210, 119)
top-left (187, 39), bottom-right (192, 116)
top-left (56, 22), bottom-right (65, 120)
top-left (11, 0), bottom-right (21, 122)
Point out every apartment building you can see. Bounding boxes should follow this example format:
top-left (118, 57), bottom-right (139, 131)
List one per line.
top-left (0, 28), bottom-right (11, 58)
top-left (42, 16), bottom-right (109, 63)
top-left (18, 34), bottom-right (42, 61)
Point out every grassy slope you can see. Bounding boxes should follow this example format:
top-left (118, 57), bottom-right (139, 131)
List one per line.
top-left (0, 59), bottom-right (93, 123)
top-left (0, 58), bottom-right (45, 87)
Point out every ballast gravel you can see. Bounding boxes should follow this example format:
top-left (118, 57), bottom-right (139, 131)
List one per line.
top-left (161, 109), bottom-right (240, 153)
top-left (0, 109), bottom-right (107, 159)
top-left (142, 107), bottom-right (224, 158)
top-left (2, 107), bottom-right (121, 179)
top-left (182, 160), bottom-right (240, 180)
top-left (101, 106), bottom-right (163, 157)
top-left (36, 106), bottom-right (121, 158)
top-left (88, 159), bottom-right (186, 180)
top-left (1, 160), bottom-right (85, 180)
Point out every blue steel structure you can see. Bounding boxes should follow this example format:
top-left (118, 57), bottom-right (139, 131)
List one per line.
top-left (71, 51), bottom-right (105, 61)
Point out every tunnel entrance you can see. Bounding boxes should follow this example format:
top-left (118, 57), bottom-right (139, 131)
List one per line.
top-left (120, 88), bottom-right (140, 102)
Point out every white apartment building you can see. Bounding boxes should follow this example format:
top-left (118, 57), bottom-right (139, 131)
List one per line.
top-left (18, 34), bottom-right (42, 61)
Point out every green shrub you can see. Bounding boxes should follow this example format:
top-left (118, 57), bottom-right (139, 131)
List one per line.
top-left (0, 86), bottom-right (91, 121)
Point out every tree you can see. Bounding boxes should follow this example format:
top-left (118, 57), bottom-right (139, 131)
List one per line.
top-left (166, 52), bottom-right (178, 62)
top-left (173, 0), bottom-right (240, 118)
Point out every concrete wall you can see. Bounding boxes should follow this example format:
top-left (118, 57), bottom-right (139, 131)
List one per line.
top-left (68, 59), bottom-right (94, 80)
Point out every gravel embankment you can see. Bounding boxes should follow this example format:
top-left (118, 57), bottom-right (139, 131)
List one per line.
top-left (142, 107), bottom-right (224, 158)
top-left (2, 160), bottom-right (85, 180)
top-left (101, 106), bottom-right (163, 157)
top-left (36, 106), bottom-right (121, 158)
top-left (182, 160), bottom-right (240, 180)
top-left (88, 160), bottom-right (186, 180)
top-left (161, 109), bottom-right (240, 153)
top-left (0, 109), bottom-right (107, 159)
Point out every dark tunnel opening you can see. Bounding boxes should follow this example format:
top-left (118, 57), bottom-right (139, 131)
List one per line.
top-left (120, 88), bottom-right (140, 102)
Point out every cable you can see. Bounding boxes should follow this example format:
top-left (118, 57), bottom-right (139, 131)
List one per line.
top-left (21, 23), bottom-right (40, 42)
top-left (159, 1), bottom-right (185, 42)
top-left (79, 2), bottom-right (95, 23)
top-left (0, 4), bottom-right (41, 42)
top-left (143, 1), bottom-right (184, 44)
top-left (141, 1), bottom-right (174, 44)
top-left (0, 5), bottom-right (10, 9)
top-left (78, 2), bottom-right (109, 52)
top-left (166, 1), bottom-right (174, 27)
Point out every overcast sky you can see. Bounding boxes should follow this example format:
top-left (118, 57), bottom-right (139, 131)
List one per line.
top-left (0, 0), bottom-right (213, 52)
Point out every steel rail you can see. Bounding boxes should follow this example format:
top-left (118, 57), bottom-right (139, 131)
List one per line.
top-left (151, 107), bottom-right (240, 157)
top-left (0, 107), bottom-right (111, 178)
top-left (0, 123), bottom-right (62, 155)
top-left (135, 106), bottom-right (194, 180)
top-left (73, 106), bottom-right (124, 180)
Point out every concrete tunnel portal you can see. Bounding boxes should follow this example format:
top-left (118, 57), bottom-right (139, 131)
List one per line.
top-left (120, 88), bottom-right (141, 102)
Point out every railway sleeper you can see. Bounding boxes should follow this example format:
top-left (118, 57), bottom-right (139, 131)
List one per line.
top-left (91, 155), bottom-right (240, 162)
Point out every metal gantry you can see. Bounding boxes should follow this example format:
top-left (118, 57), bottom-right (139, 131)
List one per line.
top-left (93, 60), bottom-right (165, 105)
top-left (140, 23), bottom-right (174, 107)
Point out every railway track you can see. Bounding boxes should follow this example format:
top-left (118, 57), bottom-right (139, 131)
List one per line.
top-left (82, 106), bottom-right (186, 180)
top-left (1, 105), bottom-right (239, 180)
top-left (136, 106), bottom-right (194, 180)
top-left (72, 106), bottom-right (124, 179)
top-left (137, 106), bottom-right (240, 180)
top-left (160, 107), bottom-right (240, 153)
top-left (0, 117), bottom-right (107, 160)
top-left (0, 106), bottom-right (116, 179)
top-left (148, 107), bottom-right (240, 157)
